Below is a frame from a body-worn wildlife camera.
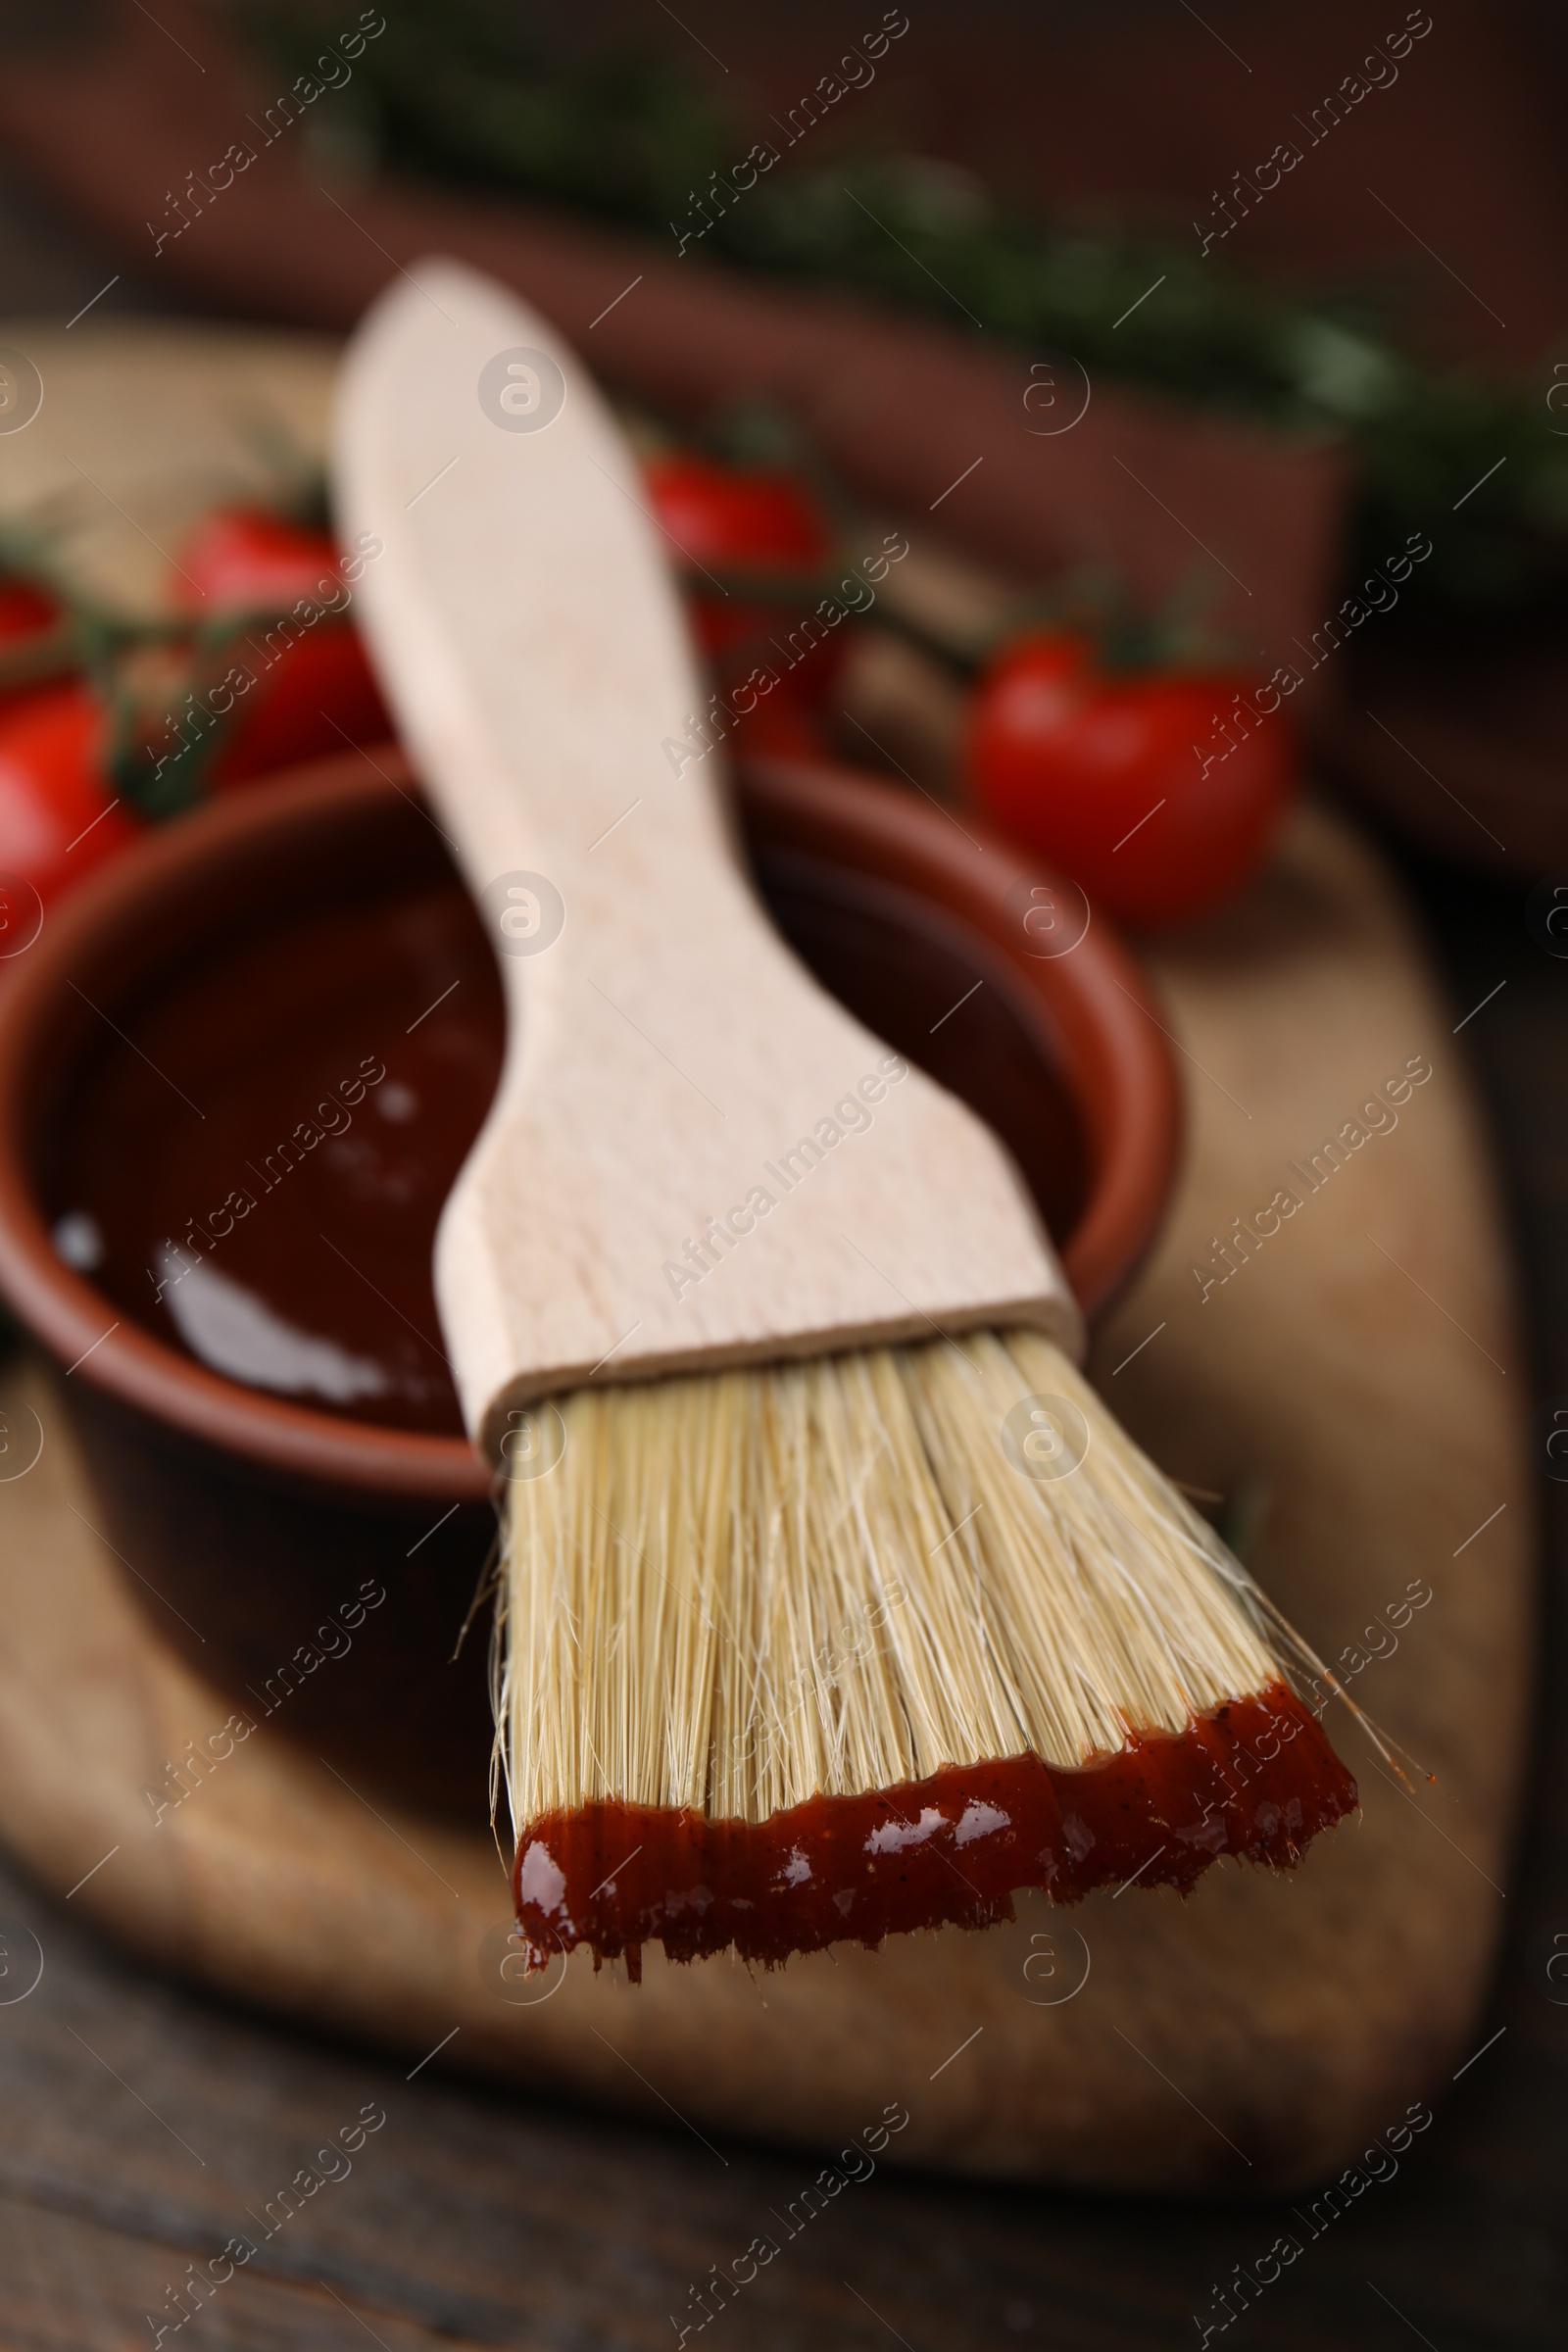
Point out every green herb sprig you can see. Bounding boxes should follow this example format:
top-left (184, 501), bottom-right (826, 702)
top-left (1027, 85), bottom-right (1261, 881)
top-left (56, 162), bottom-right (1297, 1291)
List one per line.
top-left (240, 0), bottom-right (1568, 626)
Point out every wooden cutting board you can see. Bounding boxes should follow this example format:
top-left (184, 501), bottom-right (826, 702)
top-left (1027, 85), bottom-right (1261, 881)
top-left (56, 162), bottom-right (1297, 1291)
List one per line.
top-left (0, 328), bottom-right (1531, 2196)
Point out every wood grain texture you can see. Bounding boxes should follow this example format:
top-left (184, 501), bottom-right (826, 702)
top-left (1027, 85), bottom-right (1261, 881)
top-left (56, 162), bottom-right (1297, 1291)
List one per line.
top-left (0, 796), bottom-right (1527, 2197)
top-left (334, 265), bottom-right (1076, 1447)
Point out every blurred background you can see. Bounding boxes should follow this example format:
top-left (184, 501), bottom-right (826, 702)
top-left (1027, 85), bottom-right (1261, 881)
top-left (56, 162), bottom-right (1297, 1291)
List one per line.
top-left (0, 1), bottom-right (1565, 2343)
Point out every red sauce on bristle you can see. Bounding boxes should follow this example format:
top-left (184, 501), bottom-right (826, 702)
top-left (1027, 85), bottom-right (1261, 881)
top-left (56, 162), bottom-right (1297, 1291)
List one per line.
top-left (511, 1682), bottom-right (1356, 1982)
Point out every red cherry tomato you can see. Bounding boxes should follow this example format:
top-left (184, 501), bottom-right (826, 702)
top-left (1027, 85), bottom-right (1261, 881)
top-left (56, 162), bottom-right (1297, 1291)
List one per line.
top-left (965, 631), bottom-right (1294, 927)
top-left (0, 580), bottom-right (60, 646)
top-left (173, 506), bottom-right (389, 786)
top-left (642, 454), bottom-right (840, 707)
top-left (728, 696), bottom-right (836, 762)
top-left (642, 455), bottom-right (831, 572)
top-left (174, 508), bottom-right (340, 612)
top-left (0, 578), bottom-right (70, 710)
top-left (0, 681), bottom-right (140, 917)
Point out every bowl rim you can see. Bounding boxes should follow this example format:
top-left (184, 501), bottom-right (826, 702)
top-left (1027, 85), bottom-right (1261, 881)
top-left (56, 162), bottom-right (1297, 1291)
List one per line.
top-left (0, 746), bottom-right (1179, 1501)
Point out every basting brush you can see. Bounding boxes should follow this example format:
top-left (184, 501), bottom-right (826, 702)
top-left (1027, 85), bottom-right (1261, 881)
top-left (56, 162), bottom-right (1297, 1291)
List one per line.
top-left (336, 262), bottom-right (1356, 1982)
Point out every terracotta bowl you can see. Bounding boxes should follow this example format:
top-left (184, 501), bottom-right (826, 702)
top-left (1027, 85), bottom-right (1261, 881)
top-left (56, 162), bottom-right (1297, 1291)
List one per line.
top-left (0, 748), bottom-right (1179, 1813)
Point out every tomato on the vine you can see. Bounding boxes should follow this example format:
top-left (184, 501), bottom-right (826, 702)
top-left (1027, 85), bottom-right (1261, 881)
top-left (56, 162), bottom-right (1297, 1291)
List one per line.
top-left (642, 453), bottom-right (841, 712)
top-left (0, 681), bottom-right (140, 914)
top-left (0, 580), bottom-right (59, 648)
top-left (965, 630), bottom-right (1294, 927)
top-left (173, 506), bottom-right (389, 786)
top-left (175, 508), bottom-right (339, 612)
top-left (642, 454), bottom-right (830, 575)
top-left (0, 577), bottom-right (72, 710)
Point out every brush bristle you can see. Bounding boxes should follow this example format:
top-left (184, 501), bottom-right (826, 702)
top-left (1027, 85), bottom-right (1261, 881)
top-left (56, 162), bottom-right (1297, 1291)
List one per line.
top-left (496, 1330), bottom-right (1314, 1834)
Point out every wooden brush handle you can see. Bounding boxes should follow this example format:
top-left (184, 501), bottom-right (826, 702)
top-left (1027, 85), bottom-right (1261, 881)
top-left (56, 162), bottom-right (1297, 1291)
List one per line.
top-left (336, 264), bottom-right (1080, 1454)
top-left (337, 268), bottom-right (745, 961)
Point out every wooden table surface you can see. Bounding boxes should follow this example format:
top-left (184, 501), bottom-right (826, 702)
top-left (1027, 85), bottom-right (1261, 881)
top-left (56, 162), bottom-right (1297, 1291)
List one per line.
top-left (0, 175), bottom-right (1564, 2352)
